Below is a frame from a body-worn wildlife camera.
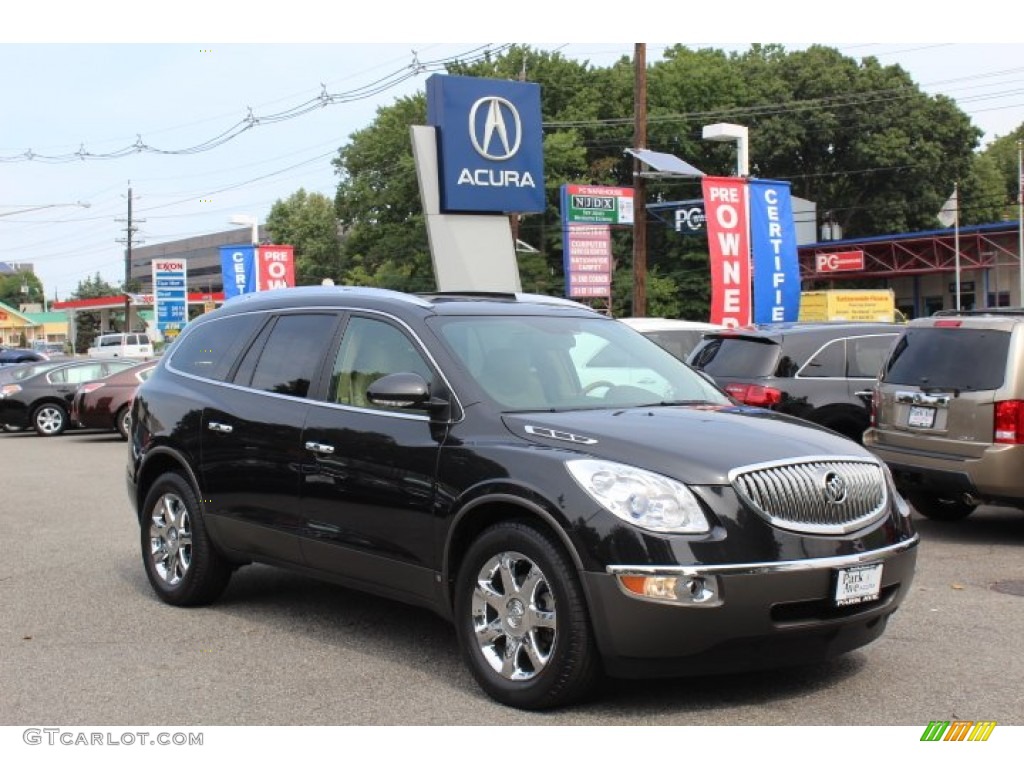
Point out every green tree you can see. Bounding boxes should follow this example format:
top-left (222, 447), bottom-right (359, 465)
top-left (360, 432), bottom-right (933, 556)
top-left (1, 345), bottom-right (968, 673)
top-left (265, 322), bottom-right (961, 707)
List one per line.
top-left (0, 271), bottom-right (44, 308)
top-left (70, 273), bottom-right (119, 353)
top-left (330, 44), bottom-right (989, 317)
top-left (979, 124), bottom-right (1024, 220)
top-left (265, 188), bottom-right (343, 285)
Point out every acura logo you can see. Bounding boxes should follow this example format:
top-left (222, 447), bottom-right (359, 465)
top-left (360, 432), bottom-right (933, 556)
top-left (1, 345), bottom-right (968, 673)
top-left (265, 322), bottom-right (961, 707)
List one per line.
top-left (823, 471), bottom-right (848, 504)
top-left (468, 96), bottom-right (522, 161)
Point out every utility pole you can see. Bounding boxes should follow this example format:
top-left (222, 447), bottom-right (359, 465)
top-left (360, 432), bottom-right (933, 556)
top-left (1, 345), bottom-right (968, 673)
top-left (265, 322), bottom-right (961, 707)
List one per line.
top-left (632, 43), bottom-right (648, 317)
top-left (115, 184), bottom-right (144, 332)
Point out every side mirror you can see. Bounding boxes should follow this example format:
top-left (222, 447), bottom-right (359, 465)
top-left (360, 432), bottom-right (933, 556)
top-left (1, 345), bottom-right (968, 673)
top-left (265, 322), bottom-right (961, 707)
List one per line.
top-left (366, 372), bottom-right (446, 412)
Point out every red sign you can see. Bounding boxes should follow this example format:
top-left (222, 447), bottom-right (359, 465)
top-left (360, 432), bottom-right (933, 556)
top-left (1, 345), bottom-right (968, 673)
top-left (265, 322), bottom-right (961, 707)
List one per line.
top-left (702, 177), bottom-right (751, 328)
top-left (565, 224), bottom-right (612, 298)
top-left (257, 246), bottom-right (296, 290)
top-left (815, 250), bottom-right (865, 273)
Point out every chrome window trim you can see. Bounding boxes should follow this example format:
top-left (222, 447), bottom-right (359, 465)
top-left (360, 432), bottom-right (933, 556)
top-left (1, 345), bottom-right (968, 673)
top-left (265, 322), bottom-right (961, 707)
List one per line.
top-left (165, 305), bottom-right (465, 425)
top-left (794, 333), bottom-right (899, 380)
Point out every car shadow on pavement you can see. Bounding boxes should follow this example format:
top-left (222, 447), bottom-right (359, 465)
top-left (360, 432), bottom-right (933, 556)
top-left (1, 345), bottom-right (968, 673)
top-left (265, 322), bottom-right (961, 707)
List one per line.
top-left (910, 507), bottom-right (1024, 546)
top-left (118, 558), bottom-right (868, 718)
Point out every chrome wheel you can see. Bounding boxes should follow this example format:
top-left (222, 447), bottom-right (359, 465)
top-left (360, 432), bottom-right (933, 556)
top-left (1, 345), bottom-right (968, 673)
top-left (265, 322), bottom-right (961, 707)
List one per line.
top-left (148, 493), bottom-right (193, 586)
top-left (471, 551), bottom-right (557, 681)
top-left (33, 404), bottom-right (67, 436)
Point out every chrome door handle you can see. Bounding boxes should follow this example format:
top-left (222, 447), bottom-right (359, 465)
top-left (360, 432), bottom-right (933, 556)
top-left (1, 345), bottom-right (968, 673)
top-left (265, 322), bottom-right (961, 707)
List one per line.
top-left (854, 390), bottom-right (874, 398)
top-left (305, 441), bottom-right (335, 455)
top-left (207, 421), bottom-right (234, 434)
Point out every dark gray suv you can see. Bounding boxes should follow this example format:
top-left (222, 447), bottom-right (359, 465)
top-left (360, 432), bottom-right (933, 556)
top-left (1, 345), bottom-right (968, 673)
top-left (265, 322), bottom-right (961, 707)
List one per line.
top-left (127, 287), bottom-right (918, 709)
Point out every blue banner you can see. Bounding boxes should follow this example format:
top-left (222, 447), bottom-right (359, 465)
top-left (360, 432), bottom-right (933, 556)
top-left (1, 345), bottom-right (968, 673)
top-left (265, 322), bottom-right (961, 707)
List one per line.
top-left (749, 180), bottom-right (800, 323)
top-left (220, 245), bottom-right (257, 299)
top-left (426, 74), bottom-right (545, 214)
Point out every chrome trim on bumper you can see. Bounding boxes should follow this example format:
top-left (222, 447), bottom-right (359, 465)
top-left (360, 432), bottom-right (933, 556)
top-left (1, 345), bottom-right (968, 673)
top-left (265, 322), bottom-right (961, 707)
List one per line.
top-left (606, 535), bottom-right (919, 579)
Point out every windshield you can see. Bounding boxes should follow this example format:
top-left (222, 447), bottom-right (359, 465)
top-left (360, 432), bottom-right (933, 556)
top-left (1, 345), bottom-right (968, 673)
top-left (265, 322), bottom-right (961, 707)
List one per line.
top-left (432, 314), bottom-right (730, 411)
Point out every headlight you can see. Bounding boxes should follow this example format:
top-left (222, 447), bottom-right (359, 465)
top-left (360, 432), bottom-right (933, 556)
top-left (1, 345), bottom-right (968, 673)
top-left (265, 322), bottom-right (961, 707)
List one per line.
top-left (0, 384), bottom-right (22, 398)
top-left (566, 459), bottom-right (710, 533)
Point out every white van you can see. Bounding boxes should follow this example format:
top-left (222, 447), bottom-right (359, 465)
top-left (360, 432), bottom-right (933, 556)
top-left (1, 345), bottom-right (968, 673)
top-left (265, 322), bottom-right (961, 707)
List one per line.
top-left (87, 332), bottom-right (154, 360)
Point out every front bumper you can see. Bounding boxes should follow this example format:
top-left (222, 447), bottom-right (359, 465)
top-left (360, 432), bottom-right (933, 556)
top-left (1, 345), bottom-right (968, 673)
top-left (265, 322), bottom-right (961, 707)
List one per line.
top-left (583, 536), bottom-right (918, 678)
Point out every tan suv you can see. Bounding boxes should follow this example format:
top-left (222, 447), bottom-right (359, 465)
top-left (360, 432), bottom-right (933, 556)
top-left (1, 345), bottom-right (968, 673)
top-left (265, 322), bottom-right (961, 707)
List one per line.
top-left (864, 309), bottom-right (1024, 520)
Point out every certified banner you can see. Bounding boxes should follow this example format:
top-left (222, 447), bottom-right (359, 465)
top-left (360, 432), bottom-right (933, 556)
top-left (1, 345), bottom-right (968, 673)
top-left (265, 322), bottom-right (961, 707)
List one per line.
top-left (702, 176), bottom-right (751, 327)
top-left (220, 246), bottom-right (257, 299)
top-left (749, 180), bottom-right (800, 323)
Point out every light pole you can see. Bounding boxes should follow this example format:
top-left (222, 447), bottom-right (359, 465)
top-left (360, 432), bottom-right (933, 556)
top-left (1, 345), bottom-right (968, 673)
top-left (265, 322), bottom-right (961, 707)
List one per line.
top-left (0, 201), bottom-right (91, 218)
top-left (702, 123), bottom-right (749, 177)
top-left (229, 214), bottom-right (259, 246)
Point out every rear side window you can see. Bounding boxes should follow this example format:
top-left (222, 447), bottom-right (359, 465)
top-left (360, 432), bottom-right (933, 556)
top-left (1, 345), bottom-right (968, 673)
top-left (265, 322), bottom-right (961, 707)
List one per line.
top-left (689, 337), bottom-right (780, 377)
top-left (882, 327), bottom-right (1010, 390)
top-left (244, 313), bottom-right (339, 398)
top-left (169, 314), bottom-right (264, 382)
top-left (799, 339), bottom-right (845, 378)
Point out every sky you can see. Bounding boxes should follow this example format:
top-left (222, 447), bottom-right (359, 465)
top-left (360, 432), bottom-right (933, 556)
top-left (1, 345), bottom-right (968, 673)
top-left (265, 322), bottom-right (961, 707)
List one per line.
top-left (2, 1), bottom-right (1023, 302)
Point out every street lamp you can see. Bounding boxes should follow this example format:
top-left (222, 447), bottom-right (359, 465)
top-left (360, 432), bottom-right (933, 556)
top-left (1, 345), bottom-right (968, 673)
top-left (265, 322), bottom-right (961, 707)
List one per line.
top-left (0, 201), bottom-right (91, 219)
top-left (229, 214), bottom-right (259, 246)
top-left (702, 123), bottom-right (749, 177)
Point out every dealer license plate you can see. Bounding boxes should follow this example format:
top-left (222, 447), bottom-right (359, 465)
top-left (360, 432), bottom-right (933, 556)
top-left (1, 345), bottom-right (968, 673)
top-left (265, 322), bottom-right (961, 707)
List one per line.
top-left (908, 405), bottom-right (936, 428)
top-left (834, 563), bottom-right (883, 607)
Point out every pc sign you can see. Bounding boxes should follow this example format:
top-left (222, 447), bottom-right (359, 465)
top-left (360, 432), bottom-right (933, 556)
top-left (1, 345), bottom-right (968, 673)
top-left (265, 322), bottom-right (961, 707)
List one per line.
top-left (563, 185), bottom-right (635, 225)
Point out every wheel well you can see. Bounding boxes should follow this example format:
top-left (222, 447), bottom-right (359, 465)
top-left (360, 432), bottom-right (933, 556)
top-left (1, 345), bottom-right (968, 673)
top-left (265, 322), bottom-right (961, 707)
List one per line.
top-left (135, 452), bottom-right (195, 522)
top-left (443, 499), bottom-right (582, 614)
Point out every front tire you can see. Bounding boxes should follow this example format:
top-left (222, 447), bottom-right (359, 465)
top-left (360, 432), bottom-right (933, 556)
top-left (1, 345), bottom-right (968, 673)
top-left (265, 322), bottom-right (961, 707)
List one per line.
top-left (454, 521), bottom-right (600, 710)
top-left (32, 403), bottom-right (68, 436)
top-left (908, 492), bottom-right (978, 521)
top-left (141, 472), bottom-right (231, 606)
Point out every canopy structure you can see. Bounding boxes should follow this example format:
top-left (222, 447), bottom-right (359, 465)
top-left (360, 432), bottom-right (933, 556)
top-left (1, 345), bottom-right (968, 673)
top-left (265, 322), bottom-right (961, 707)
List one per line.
top-left (625, 148), bottom-right (705, 178)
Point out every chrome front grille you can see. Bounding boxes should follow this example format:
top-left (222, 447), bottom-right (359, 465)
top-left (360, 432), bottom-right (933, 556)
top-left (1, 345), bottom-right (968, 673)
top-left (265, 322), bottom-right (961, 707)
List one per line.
top-left (729, 457), bottom-right (888, 534)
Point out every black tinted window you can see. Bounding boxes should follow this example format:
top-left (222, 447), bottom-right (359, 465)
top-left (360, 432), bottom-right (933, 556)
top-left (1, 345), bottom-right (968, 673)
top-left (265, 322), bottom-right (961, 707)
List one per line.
top-left (883, 328), bottom-right (1009, 390)
top-left (689, 337), bottom-right (780, 377)
top-left (169, 314), bottom-right (264, 382)
top-left (247, 314), bottom-right (338, 398)
top-left (799, 339), bottom-right (845, 378)
top-left (847, 335), bottom-right (898, 378)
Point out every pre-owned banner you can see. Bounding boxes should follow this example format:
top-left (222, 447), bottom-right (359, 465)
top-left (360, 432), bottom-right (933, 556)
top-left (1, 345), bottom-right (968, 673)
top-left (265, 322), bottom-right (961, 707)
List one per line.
top-left (702, 176), bottom-right (751, 327)
top-left (257, 246), bottom-right (296, 290)
top-left (749, 179), bottom-right (800, 323)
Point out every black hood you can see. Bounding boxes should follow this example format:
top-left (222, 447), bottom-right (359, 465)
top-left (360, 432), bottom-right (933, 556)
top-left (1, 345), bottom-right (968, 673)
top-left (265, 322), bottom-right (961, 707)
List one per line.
top-left (501, 404), bottom-right (871, 485)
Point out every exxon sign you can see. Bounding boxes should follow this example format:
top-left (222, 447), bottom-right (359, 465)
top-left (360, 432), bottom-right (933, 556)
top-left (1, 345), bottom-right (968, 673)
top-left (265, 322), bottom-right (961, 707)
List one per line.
top-left (426, 74), bottom-right (545, 214)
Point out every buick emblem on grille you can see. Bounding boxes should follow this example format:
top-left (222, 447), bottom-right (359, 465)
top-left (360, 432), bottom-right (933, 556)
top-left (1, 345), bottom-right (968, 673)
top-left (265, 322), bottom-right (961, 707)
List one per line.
top-left (823, 471), bottom-right (848, 504)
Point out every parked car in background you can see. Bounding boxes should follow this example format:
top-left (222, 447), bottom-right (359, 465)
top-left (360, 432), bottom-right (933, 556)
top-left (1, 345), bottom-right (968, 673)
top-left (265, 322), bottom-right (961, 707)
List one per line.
top-left (71, 360), bottom-right (157, 439)
top-left (128, 286), bottom-right (917, 710)
top-left (0, 348), bottom-right (49, 367)
top-left (688, 322), bottom-right (901, 443)
top-left (87, 332), bottom-right (154, 360)
top-left (0, 359), bottom-right (136, 436)
top-left (618, 317), bottom-right (725, 361)
top-left (0, 359), bottom-right (67, 432)
top-left (865, 308), bottom-right (1024, 521)
top-left (570, 318), bottom-right (725, 398)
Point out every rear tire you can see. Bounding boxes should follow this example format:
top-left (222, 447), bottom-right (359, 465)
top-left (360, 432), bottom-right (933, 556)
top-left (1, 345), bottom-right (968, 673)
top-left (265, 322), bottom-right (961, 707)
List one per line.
top-left (141, 472), bottom-right (231, 606)
top-left (453, 520), bottom-right (600, 710)
top-left (115, 405), bottom-right (131, 440)
top-left (908, 492), bottom-right (978, 521)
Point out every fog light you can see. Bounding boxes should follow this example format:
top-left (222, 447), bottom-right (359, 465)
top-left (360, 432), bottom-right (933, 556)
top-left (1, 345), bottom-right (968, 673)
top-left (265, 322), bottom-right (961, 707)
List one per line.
top-left (617, 574), bottom-right (721, 605)
top-left (620, 575), bottom-right (678, 600)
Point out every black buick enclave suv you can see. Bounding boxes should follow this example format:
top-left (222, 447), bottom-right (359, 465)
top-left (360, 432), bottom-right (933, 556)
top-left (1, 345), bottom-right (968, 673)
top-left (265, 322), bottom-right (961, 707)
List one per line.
top-left (127, 287), bottom-right (918, 709)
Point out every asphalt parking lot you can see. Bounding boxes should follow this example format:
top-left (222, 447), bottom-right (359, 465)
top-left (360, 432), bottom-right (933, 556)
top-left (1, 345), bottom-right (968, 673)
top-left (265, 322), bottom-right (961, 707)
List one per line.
top-left (1, 429), bottom-right (1023, 726)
